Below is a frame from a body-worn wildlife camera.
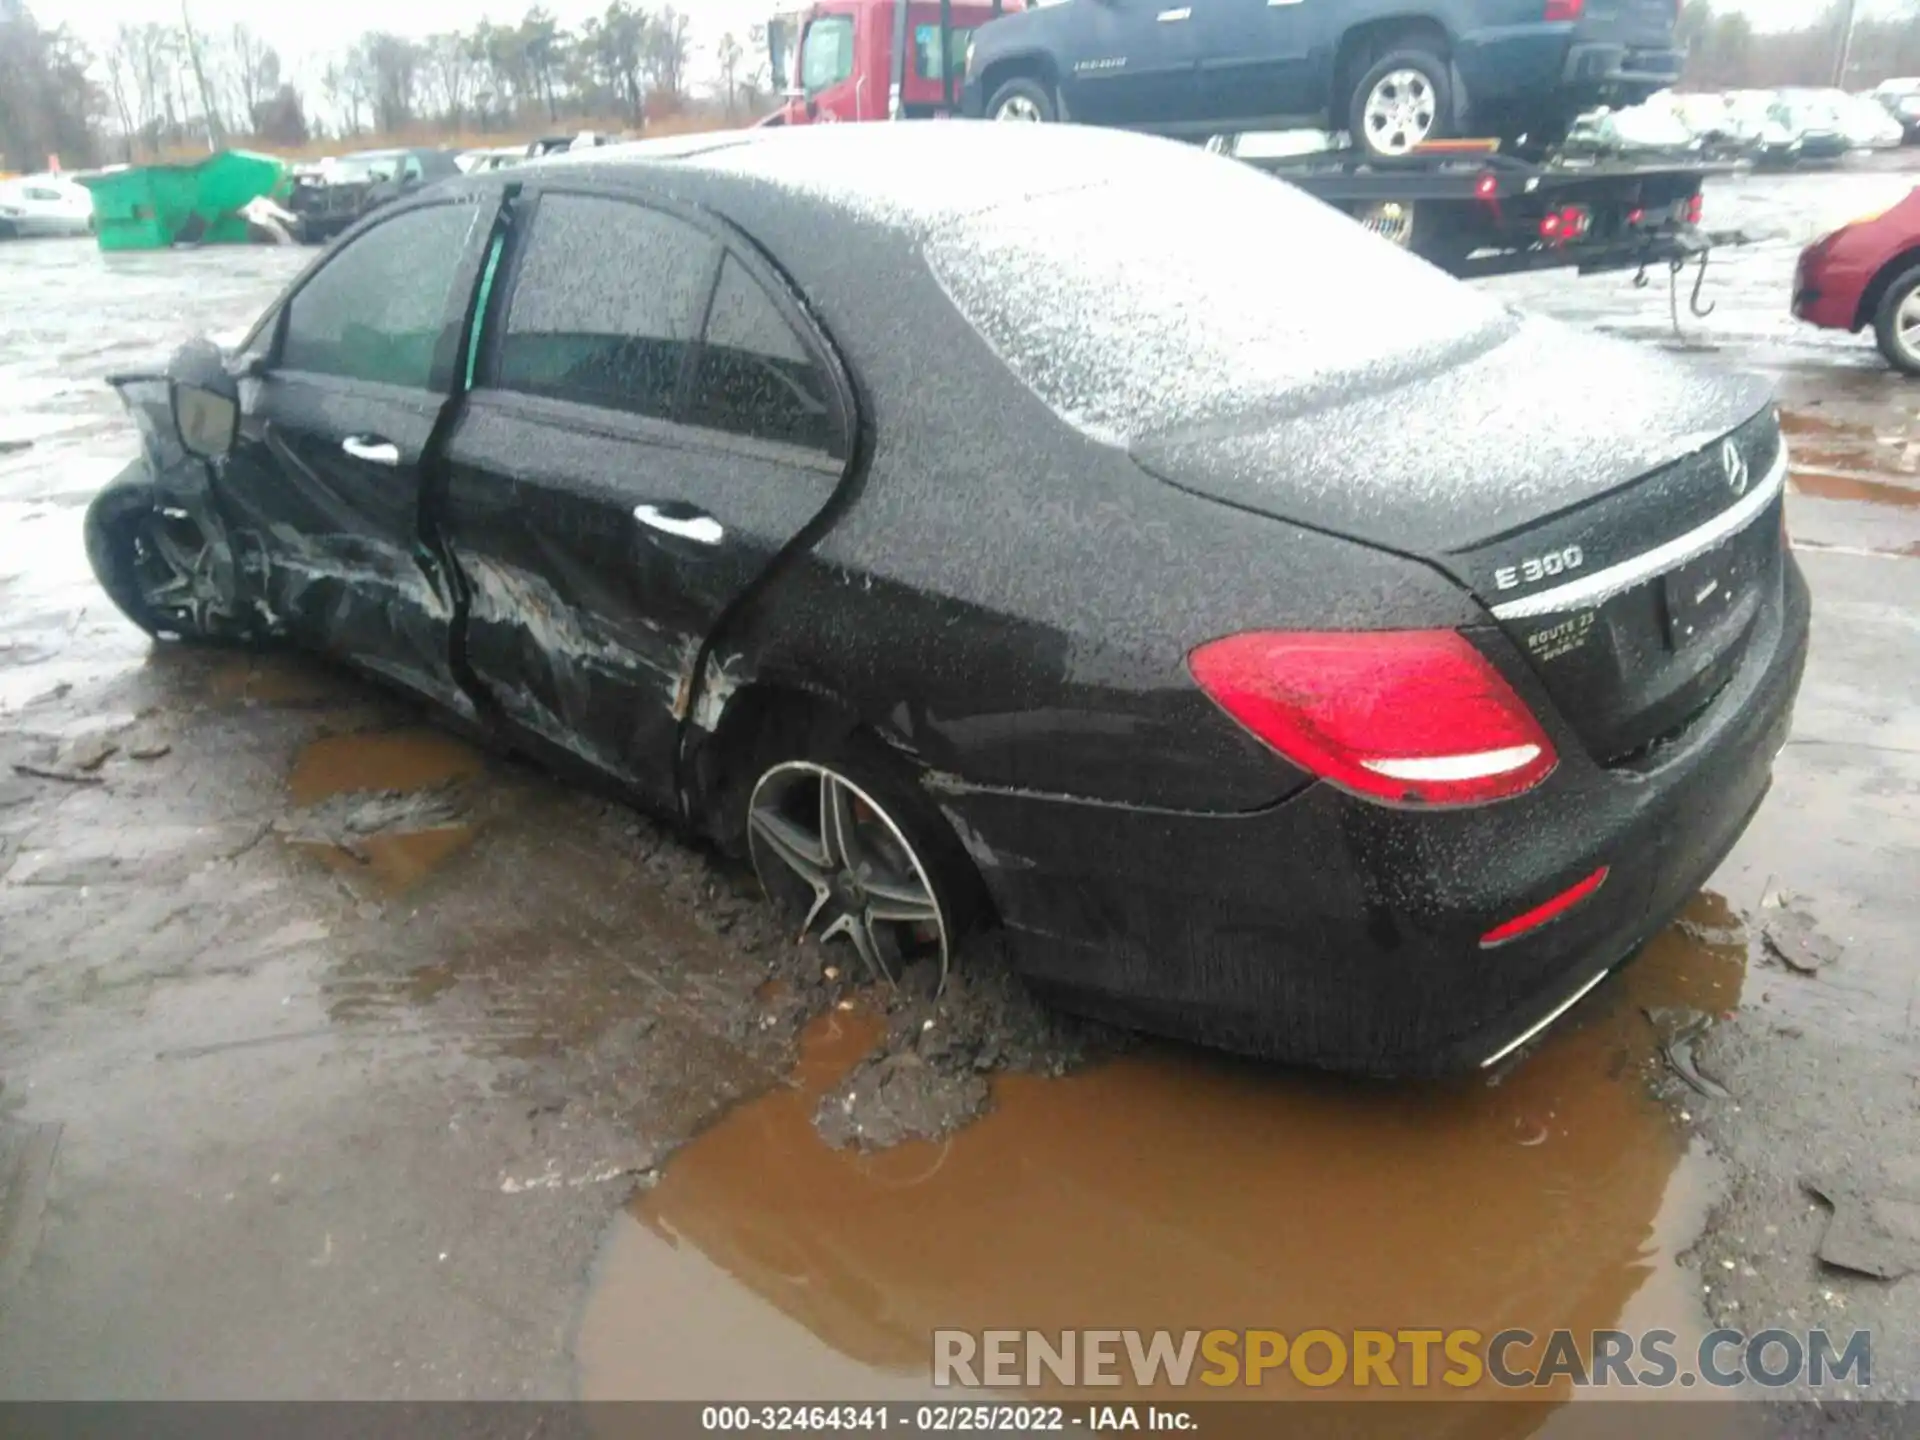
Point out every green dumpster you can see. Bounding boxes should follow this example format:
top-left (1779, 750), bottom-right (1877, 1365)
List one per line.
top-left (78, 150), bottom-right (287, 252)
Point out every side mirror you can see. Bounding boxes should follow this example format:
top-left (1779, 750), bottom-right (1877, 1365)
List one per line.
top-left (168, 336), bottom-right (240, 459)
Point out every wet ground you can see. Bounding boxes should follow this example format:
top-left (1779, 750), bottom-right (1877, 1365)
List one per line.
top-left (2, 157), bottom-right (1918, 1427)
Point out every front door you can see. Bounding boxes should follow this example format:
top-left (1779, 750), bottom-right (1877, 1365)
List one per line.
top-left (438, 189), bottom-right (851, 811)
top-left (218, 198), bottom-right (493, 717)
top-left (1057, 0), bottom-right (1201, 127)
top-left (798, 6), bottom-right (870, 121)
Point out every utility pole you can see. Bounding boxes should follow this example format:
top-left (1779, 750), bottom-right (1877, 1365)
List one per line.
top-left (1833, 0), bottom-right (1859, 90)
top-left (180, 1), bottom-right (223, 151)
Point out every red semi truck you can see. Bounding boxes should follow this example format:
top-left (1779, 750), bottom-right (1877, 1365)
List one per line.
top-left (757, 0), bottom-right (1734, 285)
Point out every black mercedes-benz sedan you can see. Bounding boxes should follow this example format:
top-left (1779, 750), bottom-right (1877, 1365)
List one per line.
top-left (86, 123), bottom-right (1808, 1076)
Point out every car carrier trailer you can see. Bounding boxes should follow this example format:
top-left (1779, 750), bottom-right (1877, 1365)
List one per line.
top-left (767, 0), bottom-right (1746, 290)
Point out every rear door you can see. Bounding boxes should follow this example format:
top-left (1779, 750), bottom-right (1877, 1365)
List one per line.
top-left (217, 196), bottom-right (493, 716)
top-left (1193, 0), bottom-right (1316, 124)
top-left (439, 188), bottom-right (852, 809)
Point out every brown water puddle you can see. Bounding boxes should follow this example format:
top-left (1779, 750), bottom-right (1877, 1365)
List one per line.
top-left (1780, 406), bottom-right (1918, 484)
top-left (287, 825), bottom-right (478, 894)
top-left (580, 895), bottom-right (1750, 1425)
top-left (1789, 468), bottom-right (1920, 510)
top-left (205, 654), bottom-right (354, 708)
top-left (287, 728), bottom-right (485, 806)
top-left (283, 728), bottom-right (487, 893)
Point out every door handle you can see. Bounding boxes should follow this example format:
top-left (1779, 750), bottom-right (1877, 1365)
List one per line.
top-left (633, 504), bottom-right (724, 545)
top-left (1157, 6), bottom-right (1192, 20)
top-left (342, 436), bottom-right (399, 466)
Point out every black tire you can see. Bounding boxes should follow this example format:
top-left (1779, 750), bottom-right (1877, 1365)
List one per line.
top-left (1872, 264), bottom-right (1920, 378)
top-left (741, 722), bottom-right (986, 992)
top-left (985, 75), bottom-right (1058, 124)
top-left (1347, 42), bottom-right (1455, 161)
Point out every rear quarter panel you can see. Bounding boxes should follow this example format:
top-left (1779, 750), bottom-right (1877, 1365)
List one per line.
top-left (686, 199), bottom-right (1484, 816)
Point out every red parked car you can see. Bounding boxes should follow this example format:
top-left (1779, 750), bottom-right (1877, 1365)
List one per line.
top-left (1793, 186), bottom-right (1920, 376)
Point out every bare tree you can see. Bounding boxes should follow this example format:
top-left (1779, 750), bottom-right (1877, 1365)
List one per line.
top-left (425, 33), bottom-right (474, 129)
top-left (228, 23), bottom-right (280, 131)
top-left (716, 31), bottom-right (743, 117)
top-left (642, 5), bottom-right (690, 106)
top-left (103, 36), bottom-right (138, 157)
top-left (352, 33), bottom-right (420, 136)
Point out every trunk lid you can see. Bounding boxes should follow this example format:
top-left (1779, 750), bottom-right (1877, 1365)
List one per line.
top-left (1132, 319), bottom-right (1784, 765)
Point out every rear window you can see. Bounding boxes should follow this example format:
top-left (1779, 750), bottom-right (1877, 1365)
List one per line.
top-left (923, 159), bottom-right (1514, 446)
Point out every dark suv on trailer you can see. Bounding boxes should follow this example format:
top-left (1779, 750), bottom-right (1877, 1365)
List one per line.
top-left (961, 0), bottom-right (1683, 159)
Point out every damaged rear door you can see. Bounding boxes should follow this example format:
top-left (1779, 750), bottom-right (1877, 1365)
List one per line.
top-left (439, 187), bottom-right (852, 810)
top-left (218, 196), bottom-right (496, 716)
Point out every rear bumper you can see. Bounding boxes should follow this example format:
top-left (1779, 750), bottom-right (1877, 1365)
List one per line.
top-left (939, 550), bottom-right (1809, 1077)
top-left (1561, 42), bottom-right (1684, 96)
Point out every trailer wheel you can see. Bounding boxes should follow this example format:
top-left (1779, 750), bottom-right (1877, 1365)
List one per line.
top-left (1873, 264), bottom-right (1920, 377)
top-left (1349, 43), bottom-right (1454, 160)
top-left (987, 76), bottom-right (1057, 123)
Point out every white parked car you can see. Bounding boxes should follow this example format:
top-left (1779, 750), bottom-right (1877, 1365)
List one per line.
top-left (1871, 78), bottom-right (1920, 140)
top-left (1831, 91), bottom-right (1905, 149)
top-left (1565, 98), bottom-right (1702, 159)
top-left (0, 174), bottom-right (93, 239)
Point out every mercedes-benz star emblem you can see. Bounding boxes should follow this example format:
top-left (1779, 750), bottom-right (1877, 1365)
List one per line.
top-left (1721, 438), bottom-right (1750, 497)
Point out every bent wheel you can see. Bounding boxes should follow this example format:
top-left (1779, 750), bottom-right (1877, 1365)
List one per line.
top-left (130, 507), bottom-right (242, 639)
top-left (747, 756), bottom-right (962, 990)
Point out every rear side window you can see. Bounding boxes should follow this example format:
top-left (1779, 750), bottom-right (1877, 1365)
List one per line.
top-left (914, 24), bottom-right (974, 80)
top-left (280, 202), bottom-right (479, 389)
top-left (495, 194), bottom-right (717, 420)
top-left (686, 256), bottom-right (838, 455)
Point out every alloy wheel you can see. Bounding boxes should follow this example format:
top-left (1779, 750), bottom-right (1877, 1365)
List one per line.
top-left (1364, 69), bottom-right (1437, 156)
top-left (130, 507), bottom-right (236, 639)
top-left (747, 760), bottom-right (950, 989)
top-left (995, 96), bottom-right (1044, 123)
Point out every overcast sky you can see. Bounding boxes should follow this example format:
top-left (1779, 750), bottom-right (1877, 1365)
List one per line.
top-left (36, 0), bottom-right (1896, 95)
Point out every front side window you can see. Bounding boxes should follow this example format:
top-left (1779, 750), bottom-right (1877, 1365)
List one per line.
top-left (494, 194), bottom-right (718, 420)
top-left (687, 256), bottom-right (837, 455)
top-left (802, 16), bottom-right (854, 95)
top-left (279, 202), bottom-right (479, 389)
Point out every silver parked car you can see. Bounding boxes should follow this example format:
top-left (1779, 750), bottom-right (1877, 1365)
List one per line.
top-left (0, 174), bottom-right (93, 239)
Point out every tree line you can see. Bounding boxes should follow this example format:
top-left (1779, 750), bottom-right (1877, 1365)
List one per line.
top-left (10, 0), bottom-right (1920, 175)
top-left (1678, 0), bottom-right (1920, 91)
top-left (103, 4), bottom-right (765, 159)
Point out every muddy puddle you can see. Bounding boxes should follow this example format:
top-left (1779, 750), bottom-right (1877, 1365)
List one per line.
top-left (579, 897), bottom-right (1751, 1427)
top-left (279, 727), bottom-right (487, 894)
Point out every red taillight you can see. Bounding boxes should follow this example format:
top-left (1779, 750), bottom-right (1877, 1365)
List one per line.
top-left (1545, 0), bottom-right (1585, 20)
top-left (1474, 173), bottom-right (1499, 200)
top-left (1686, 192), bottom-right (1704, 225)
top-left (1187, 630), bottom-right (1558, 807)
top-left (1481, 866), bottom-right (1609, 947)
top-left (1627, 206), bottom-right (1645, 225)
